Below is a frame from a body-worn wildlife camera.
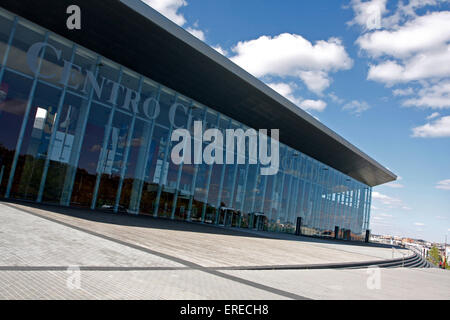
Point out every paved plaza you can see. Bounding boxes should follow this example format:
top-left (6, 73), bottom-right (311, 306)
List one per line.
top-left (0, 201), bottom-right (449, 300)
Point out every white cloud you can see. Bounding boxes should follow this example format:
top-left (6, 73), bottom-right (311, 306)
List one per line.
top-left (347, 0), bottom-right (388, 31)
top-left (393, 87), bottom-right (414, 96)
top-left (348, 0), bottom-right (447, 32)
top-left (329, 92), bottom-right (345, 104)
top-left (380, 213), bottom-right (393, 217)
top-left (372, 213), bottom-right (394, 221)
top-left (403, 80), bottom-right (450, 109)
top-left (342, 100), bottom-right (371, 115)
top-left (385, 176), bottom-right (404, 188)
top-left (186, 27), bottom-right (205, 41)
top-left (230, 33), bottom-right (353, 95)
top-left (414, 222), bottom-right (425, 226)
top-left (412, 115), bottom-right (450, 137)
top-left (212, 45), bottom-right (228, 56)
top-left (297, 71), bottom-right (331, 95)
top-left (300, 99), bottom-right (327, 112)
top-left (371, 191), bottom-right (411, 212)
top-left (436, 179), bottom-right (450, 190)
top-left (367, 46), bottom-right (450, 85)
top-left (351, 3), bottom-right (450, 126)
top-left (267, 82), bottom-right (302, 106)
top-left (267, 82), bottom-right (327, 112)
top-left (393, 0), bottom-right (447, 20)
top-left (357, 11), bottom-right (450, 58)
top-left (427, 112), bottom-right (441, 119)
top-left (372, 191), bottom-right (403, 206)
top-left (386, 181), bottom-right (405, 188)
top-left (142, 0), bottom-right (187, 26)
top-left (142, 0), bottom-right (208, 43)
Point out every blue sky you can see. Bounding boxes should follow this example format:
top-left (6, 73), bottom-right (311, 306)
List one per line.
top-left (142, 0), bottom-right (450, 243)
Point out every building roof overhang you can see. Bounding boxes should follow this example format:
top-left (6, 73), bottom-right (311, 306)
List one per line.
top-left (1, 0), bottom-right (397, 186)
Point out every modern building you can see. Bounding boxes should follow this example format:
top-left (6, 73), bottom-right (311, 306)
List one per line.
top-left (0, 0), bottom-right (396, 241)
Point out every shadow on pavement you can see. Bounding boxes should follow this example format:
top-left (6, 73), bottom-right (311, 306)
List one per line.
top-left (1, 199), bottom-right (400, 250)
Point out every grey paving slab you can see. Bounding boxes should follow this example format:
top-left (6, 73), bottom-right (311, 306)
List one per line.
top-left (2, 203), bottom-right (409, 268)
top-left (0, 203), bottom-right (184, 268)
top-left (0, 270), bottom-right (286, 300)
top-left (0, 201), bottom-right (448, 300)
top-left (222, 268), bottom-right (450, 300)
top-left (238, 228), bottom-right (411, 260)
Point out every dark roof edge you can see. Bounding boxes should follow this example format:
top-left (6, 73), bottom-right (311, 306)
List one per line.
top-left (120, 0), bottom-right (397, 185)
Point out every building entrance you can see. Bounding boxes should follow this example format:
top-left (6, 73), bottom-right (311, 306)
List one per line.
top-left (248, 212), bottom-right (267, 231)
top-left (218, 207), bottom-right (240, 227)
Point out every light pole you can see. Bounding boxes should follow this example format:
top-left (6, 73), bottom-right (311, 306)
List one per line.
top-left (445, 235), bottom-right (447, 269)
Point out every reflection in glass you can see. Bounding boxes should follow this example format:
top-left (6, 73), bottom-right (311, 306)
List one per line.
top-left (10, 83), bottom-right (61, 200)
top-left (0, 8), bottom-right (373, 241)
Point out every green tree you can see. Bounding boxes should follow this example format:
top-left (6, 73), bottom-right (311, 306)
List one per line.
top-left (429, 246), bottom-right (441, 265)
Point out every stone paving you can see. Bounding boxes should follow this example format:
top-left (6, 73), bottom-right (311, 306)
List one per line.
top-left (0, 201), bottom-right (449, 300)
top-left (2, 202), bottom-right (410, 267)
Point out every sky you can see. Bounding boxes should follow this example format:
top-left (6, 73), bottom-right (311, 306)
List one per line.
top-left (141, 0), bottom-right (450, 243)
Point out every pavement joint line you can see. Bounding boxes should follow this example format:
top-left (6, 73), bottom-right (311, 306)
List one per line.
top-left (0, 255), bottom-right (420, 272)
top-left (0, 266), bottom-right (192, 271)
top-left (1, 202), bottom-right (310, 300)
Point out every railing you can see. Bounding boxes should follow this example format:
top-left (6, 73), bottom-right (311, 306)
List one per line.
top-left (391, 246), bottom-right (411, 267)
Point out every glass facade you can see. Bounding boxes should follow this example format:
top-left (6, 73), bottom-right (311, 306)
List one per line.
top-left (0, 8), bottom-right (372, 241)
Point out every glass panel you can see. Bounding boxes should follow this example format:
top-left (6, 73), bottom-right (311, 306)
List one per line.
top-left (9, 82), bottom-right (62, 200)
top-left (119, 118), bottom-right (147, 210)
top-left (6, 20), bottom-right (45, 77)
top-left (187, 103), bottom-right (204, 134)
top-left (243, 164), bottom-right (258, 214)
top-left (173, 142), bottom-right (195, 221)
top-left (70, 103), bottom-right (110, 207)
top-left (220, 160), bottom-right (236, 208)
top-left (191, 161), bottom-right (208, 222)
top-left (157, 156), bottom-right (179, 218)
top-left (126, 80), bottom-right (159, 213)
top-left (67, 46), bottom-right (97, 96)
top-left (205, 162), bottom-right (222, 222)
top-left (139, 125), bottom-right (169, 215)
top-left (95, 110), bottom-right (132, 210)
top-left (40, 34), bottom-right (73, 87)
top-left (42, 93), bottom-right (86, 203)
top-left (116, 70), bottom-right (140, 112)
top-left (232, 164), bottom-right (247, 213)
top-left (0, 71), bottom-right (32, 196)
top-left (156, 96), bottom-right (190, 218)
top-left (95, 59), bottom-right (120, 105)
top-left (0, 11), bottom-right (13, 66)
top-left (155, 87), bottom-right (176, 128)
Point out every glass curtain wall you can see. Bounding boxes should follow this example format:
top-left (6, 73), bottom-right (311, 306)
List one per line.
top-left (0, 8), bottom-right (372, 241)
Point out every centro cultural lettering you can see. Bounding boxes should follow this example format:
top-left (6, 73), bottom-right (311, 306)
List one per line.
top-left (27, 42), bottom-right (164, 121)
top-left (26, 42), bottom-right (280, 175)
